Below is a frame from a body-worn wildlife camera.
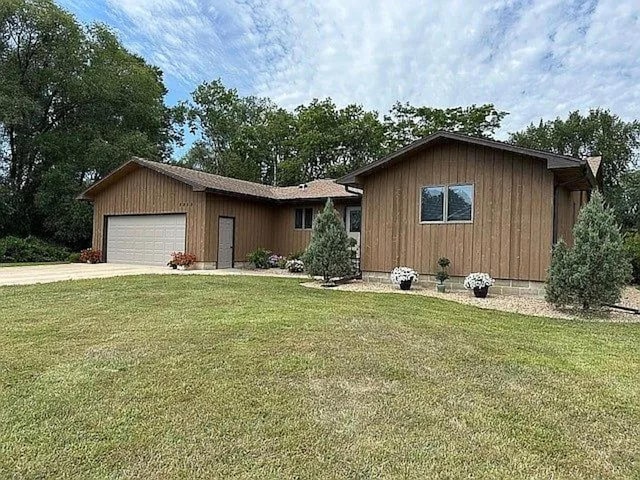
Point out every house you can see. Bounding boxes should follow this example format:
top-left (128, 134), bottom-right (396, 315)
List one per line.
top-left (79, 131), bottom-right (598, 294)
top-left (337, 131), bottom-right (598, 294)
top-left (78, 158), bottom-right (361, 268)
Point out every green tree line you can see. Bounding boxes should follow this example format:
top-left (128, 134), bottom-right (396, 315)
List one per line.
top-left (1, 0), bottom-right (639, 251)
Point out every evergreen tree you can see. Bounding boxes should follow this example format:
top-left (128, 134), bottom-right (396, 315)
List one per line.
top-left (546, 191), bottom-right (630, 310)
top-left (303, 199), bottom-right (353, 284)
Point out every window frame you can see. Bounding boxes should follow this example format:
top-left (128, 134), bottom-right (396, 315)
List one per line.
top-left (294, 207), bottom-right (314, 230)
top-left (419, 183), bottom-right (474, 224)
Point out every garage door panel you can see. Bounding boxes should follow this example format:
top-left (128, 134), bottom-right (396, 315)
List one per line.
top-left (106, 214), bottom-right (186, 266)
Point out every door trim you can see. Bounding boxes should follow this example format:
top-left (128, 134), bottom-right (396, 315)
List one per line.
top-left (217, 215), bottom-right (235, 269)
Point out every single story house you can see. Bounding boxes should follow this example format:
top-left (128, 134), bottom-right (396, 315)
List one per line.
top-left (79, 131), bottom-right (599, 294)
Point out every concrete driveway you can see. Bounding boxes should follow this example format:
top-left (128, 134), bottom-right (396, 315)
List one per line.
top-left (0, 263), bottom-right (306, 286)
top-left (0, 263), bottom-right (170, 286)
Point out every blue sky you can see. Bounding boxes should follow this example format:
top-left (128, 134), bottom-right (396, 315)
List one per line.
top-left (58, 0), bottom-right (640, 158)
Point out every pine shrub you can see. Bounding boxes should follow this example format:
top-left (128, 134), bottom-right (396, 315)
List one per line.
top-left (546, 191), bottom-right (631, 310)
top-left (303, 199), bottom-right (353, 284)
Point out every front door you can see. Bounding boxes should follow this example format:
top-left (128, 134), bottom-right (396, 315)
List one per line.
top-left (217, 216), bottom-right (235, 269)
top-left (345, 206), bottom-right (361, 258)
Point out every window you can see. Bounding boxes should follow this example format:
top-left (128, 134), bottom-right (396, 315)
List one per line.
top-left (295, 207), bottom-right (314, 229)
top-left (420, 184), bottom-right (473, 223)
top-left (348, 209), bottom-right (361, 233)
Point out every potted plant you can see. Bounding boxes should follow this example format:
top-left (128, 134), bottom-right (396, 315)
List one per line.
top-left (285, 259), bottom-right (304, 273)
top-left (463, 272), bottom-right (495, 298)
top-left (390, 267), bottom-right (419, 290)
top-left (168, 252), bottom-right (197, 270)
top-left (435, 257), bottom-right (450, 293)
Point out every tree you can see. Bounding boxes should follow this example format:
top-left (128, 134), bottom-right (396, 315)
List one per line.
top-left (545, 191), bottom-right (630, 310)
top-left (383, 103), bottom-right (508, 152)
top-left (0, 0), bottom-right (174, 248)
top-left (303, 199), bottom-right (353, 284)
top-left (509, 109), bottom-right (640, 222)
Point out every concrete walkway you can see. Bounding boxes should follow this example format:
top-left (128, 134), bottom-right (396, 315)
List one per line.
top-left (0, 263), bottom-right (305, 287)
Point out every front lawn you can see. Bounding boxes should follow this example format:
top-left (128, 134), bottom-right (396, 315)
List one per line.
top-left (1, 276), bottom-right (639, 478)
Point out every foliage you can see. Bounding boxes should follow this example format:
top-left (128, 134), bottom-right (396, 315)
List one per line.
top-left (509, 109), bottom-right (640, 226)
top-left (167, 252), bottom-right (196, 268)
top-left (268, 254), bottom-right (285, 268)
top-left (302, 199), bottom-right (353, 283)
top-left (247, 248), bottom-right (271, 269)
top-left (623, 233), bottom-right (640, 284)
top-left (287, 250), bottom-right (305, 261)
top-left (79, 248), bottom-right (102, 264)
top-left (383, 103), bottom-right (507, 152)
top-left (463, 273), bottom-right (495, 290)
top-left (0, 236), bottom-right (70, 263)
top-left (545, 192), bottom-right (631, 310)
top-left (285, 259), bottom-right (304, 273)
top-left (0, 0), bottom-right (175, 249)
top-left (436, 257), bottom-right (450, 283)
top-left (67, 252), bottom-right (81, 263)
top-left (178, 80), bottom-right (508, 186)
top-left (619, 170), bottom-right (640, 232)
top-left (390, 267), bottom-right (419, 284)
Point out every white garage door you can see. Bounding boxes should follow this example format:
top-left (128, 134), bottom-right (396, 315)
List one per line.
top-left (106, 214), bottom-right (186, 266)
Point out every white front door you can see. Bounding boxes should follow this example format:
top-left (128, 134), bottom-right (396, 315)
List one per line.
top-left (345, 206), bottom-right (361, 258)
top-left (217, 216), bottom-right (235, 269)
top-left (106, 214), bottom-right (186, 266)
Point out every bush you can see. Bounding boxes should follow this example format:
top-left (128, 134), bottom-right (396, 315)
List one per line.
top-left (268, 254), bottom-right (285, 268)
top-left (303, 199), bottom-right (353, 284)
top-left (79, 248), bottom-right (102, 264)
top-left (68, 252), bottom-right (82, 263)
top-left (287, 250), bottom-right (305, 261)
top-left (168, 251), bottom-right (196, 268)
top-left (546, 191), bottom-right (631, 310)
top-left (624, 233), bottom-right (640, 284)
top-left (247, 248), bottom-right (271, 269)
top-left (285, 259), bottom-right (304, 273)
top-left (0, 236), bottom-right (70, 263)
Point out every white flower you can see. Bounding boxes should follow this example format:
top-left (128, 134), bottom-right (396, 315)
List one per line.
top-left (463, 272), bottom-right (495, 289)
top-left (390, 267), bottom-right (419, 284)
top-left (285, 259), bottom-right (304, 273)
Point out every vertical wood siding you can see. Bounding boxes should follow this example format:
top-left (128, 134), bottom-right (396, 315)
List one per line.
top-left (361, 142), bottom-right (555, 281)
top-left (91, 167), bottom-right (207, 260)
top-left (555, 188), bottom-right (588, 247)
top-left (205, 195), bottom-right (275, 263)
top-left (270, 203), bottom-right (349, 257)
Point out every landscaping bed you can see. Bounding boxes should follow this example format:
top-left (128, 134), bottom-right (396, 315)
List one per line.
top-left (303, 280), bottom-right (640, 323)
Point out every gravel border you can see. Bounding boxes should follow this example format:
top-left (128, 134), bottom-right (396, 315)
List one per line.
top-left (302, 281), bottom-right (640, 323)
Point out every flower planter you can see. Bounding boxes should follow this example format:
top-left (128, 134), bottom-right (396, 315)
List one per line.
top-left (169, 264), bottom-right (177, 270)
top-left (436, 283), bottom-right (446, 293)
top-left (399, 280), bottom-right (412, 290)
top-left (473, 286), bottom-right (489, 298)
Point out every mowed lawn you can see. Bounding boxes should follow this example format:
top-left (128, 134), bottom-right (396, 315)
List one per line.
top-left (1, 276), bottom-right (639, 479)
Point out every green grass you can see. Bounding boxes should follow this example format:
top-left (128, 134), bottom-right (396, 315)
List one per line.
top-left (1, 276), bottom-right (639, 479)
top-left (0, 261), bottom-right (68, 267)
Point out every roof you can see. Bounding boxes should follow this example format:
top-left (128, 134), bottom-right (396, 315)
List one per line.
top-left (337, 131), bottom-right (595, 189)
top-left (78, 157), bottom-right (359, 202)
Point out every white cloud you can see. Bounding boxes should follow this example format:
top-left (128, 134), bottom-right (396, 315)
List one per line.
top-left (62, 0), bottom-right (640, 138)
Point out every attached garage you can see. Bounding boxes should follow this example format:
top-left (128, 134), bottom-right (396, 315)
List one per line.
top-left (105, 214), bottom-right (186, 266)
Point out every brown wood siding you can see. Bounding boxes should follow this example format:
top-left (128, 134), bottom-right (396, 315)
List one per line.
top-left (205, 195), bottom-right (275, 263)
top-left (555, 188), bottom-right (588, 247)
top-left (91, 166), bottom-right (207, 260)
top-left (271, 203), bottom-right (349, 257)
top-left (360, 142), bottom-right (555, 282)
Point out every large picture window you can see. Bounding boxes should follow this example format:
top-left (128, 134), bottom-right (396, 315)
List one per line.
top-left (420, 184), bottom-right (474, 223)
top-left (295, 207), bottom-right (314, 229)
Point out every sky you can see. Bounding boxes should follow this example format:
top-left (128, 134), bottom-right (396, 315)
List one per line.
top-left (58, 0), bottom-right (640, 155)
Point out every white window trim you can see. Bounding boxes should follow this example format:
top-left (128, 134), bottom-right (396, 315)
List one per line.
top-left (419, 183), bottom-right (474, 224)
